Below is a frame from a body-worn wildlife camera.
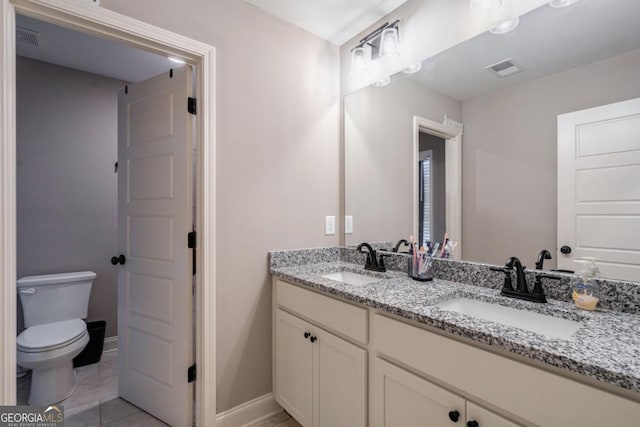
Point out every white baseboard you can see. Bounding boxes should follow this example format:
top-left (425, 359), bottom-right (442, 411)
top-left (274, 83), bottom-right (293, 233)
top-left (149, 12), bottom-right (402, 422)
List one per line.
top-left (215, 393), bottom-right (283, 427)
top-left (103, 336), bottom-right (118, 353)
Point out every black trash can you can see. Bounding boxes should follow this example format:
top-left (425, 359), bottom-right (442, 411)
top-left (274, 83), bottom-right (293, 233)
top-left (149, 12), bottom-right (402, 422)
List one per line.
top-left (73, 320), bottom-right (107, 368)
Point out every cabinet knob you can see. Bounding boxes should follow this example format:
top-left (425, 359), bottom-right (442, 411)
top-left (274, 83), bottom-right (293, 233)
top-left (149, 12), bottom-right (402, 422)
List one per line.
top-left (448, 410), bottom-right (460, 422)
top-left (560, 245), bottom-right (572, 254)
top-left (310, 336), bottom-right (317, 343)
top-left (467, 421), bottom-right (479, 427)
top-left (304, 332), bottom-right (311, 339)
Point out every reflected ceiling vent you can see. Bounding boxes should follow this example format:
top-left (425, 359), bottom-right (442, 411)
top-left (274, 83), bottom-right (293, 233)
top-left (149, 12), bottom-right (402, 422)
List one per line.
top-left (16, 27), bottom-right (42, 48)
top-left (485, 58), bottom-right (524, 78)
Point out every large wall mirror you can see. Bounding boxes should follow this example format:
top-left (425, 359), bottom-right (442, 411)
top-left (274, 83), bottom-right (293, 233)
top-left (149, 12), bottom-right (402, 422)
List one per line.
top-left (344, 0), bottom-right (640, 281)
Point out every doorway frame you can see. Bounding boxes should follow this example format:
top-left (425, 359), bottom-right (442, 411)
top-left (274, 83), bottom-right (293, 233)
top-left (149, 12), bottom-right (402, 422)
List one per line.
top-left (0, 0), bottom-right (217, 425)
top-left (412, 116), bottom-right (462, 259)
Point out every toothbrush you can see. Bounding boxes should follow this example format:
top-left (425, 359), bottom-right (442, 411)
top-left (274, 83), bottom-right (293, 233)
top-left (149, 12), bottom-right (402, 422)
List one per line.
top-left (424, 242), bottom-right (440, 272)
top-left (409, 235), bottom-right (418, 273)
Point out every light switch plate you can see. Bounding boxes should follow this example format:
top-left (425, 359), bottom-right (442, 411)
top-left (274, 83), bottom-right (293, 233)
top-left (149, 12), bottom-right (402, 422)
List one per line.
top-left (345, 216), bottom-right (353, 234)
top-left (325, 216), bottom-right (336, 235)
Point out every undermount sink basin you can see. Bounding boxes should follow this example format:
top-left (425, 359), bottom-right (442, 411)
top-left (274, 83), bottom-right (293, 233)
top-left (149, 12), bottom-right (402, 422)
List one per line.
top-left (436, 298), bottom-right (582, 340)
top-left (321, 271), bottom-right (381, 287)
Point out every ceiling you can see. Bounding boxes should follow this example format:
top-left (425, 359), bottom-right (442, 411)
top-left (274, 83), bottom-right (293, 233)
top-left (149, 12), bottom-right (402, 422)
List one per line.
top-left (16, 14), bottom-right (175, 83)
top-left (408, 0), bottom-right (640, 100)
top-left (244, 0), bottom-right (407, 45)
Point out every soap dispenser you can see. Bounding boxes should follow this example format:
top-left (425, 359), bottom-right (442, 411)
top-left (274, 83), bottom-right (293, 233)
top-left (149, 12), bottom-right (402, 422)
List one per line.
top-left (571, 257), bottom-right (600, 311)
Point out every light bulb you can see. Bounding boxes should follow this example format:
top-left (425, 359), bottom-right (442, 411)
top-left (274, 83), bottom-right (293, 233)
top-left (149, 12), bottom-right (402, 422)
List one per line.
top-left (379, 27), bottom-right (400, 65)
top-left (489, 17), bottom-right (519, 34)
top-left (350, 46), bottom-right (370, 79)
top-left (470, 0), bottom-right (502, 15)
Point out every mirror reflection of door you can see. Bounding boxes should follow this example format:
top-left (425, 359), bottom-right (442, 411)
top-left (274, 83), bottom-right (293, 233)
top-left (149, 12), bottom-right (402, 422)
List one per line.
top-left (418, 132), bottom-right (446, 249)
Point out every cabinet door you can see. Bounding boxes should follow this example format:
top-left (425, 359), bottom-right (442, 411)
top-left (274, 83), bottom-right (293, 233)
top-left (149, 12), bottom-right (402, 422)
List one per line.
top-left (466, 402), bottom-right (521, 427)
top-left (275, 309), bottom-right (313, 426)
top-left (312, 328), bottom-right (367, 427)
top-left (373, 358), bottom-right (465, 427)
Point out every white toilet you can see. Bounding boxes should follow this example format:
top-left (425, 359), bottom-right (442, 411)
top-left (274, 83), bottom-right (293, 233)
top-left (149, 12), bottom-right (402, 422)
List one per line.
top-left (17, 271), bottom-right (96, 405)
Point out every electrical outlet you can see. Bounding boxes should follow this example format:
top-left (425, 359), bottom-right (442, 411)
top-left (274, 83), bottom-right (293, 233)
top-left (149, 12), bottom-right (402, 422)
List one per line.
top-left (325, 216), bottom-right (336, 235)
top-left (345, 216), bottom-right (353, 234)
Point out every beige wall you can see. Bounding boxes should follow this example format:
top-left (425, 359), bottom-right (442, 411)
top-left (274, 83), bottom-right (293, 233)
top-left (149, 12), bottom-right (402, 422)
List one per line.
top-left (100, 0), bottom-right (340, 412)
top-left (16, 57), bottom-right (123, 338)
top-left (461, 48), bottom-right (640, 267)
top-left (345, 77), bottom-right (461, 246)
top-left (339, 0), bottom-right (549, 96)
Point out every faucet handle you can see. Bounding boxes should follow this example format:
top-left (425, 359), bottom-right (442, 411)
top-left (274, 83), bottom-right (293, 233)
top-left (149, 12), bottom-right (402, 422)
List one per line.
top-left (490, 266), bottom-right (514, 292)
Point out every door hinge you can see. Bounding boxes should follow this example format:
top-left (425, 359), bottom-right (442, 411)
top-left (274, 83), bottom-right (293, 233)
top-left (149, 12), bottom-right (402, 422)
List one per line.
top-left (188, 364), bottom-right (196, 383)
top-left (188, 97), bottom-right (197, 115)
top-left (188, 230), bottom-right (196, 276)
top-left (188, 231), bottom-right (196, 249)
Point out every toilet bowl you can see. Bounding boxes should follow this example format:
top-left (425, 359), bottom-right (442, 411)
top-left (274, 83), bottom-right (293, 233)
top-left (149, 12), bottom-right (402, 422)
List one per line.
top-left (17, 271), bottom-right (96, 405)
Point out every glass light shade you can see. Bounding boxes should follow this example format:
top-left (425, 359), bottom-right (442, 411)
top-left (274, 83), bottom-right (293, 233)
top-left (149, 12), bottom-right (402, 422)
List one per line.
top-left (470, 0), bottom-right (502, 15)
top-left (350, 46), bottom-right (370, 79)
top-left (549, 0), bottom-right (580, 7)
top-left (373, 76), bottom-right (391, 87)
top-left (402, 63), bottom-right (422, 74)
top-left (378, 27), bottom-right (400, 64)
top-left (489, 16), bottom-right (520, 34)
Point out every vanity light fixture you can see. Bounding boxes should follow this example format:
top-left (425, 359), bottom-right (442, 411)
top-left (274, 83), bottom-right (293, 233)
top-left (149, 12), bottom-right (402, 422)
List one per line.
top-left (470, 0), bottom-right (502, 15)
top-left (350, 45), bottom-right (370, 79)
top-left (168, 56), bottom-right (186, 64)
top-left (548, 0), bottom-right (580, 7)
top-left (489, 16), bottom-right (520, 34)
top-left (350, 20), bottom-right (400, 79)
top-left (379, 26), bottom-right (400, 64)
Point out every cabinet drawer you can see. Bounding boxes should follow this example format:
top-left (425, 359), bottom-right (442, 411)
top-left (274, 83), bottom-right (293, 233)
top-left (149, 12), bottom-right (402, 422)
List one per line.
top-left (372, 314), bottom-right (640, 427)
top-left (372, 357), bottom-right (465, 427)
top-left (276, 279), bottom-right (368, 344)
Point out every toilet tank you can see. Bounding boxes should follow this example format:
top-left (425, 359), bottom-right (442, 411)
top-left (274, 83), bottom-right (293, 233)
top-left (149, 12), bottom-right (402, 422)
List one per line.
top-left (17, 271), bottom-right (96, 328)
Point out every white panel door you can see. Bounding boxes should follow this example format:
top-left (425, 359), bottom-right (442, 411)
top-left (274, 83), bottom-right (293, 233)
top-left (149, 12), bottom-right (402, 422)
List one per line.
top-left (117, 66), bottom-right (193, 426)
top-left (558, 98), bottom-right (640, 281)
top-left (312, 327), bottom-right (366, 427)
top-left (372, 357), bottom-right (465, 427)
top-left (275, 309), bottom-right (313, 426)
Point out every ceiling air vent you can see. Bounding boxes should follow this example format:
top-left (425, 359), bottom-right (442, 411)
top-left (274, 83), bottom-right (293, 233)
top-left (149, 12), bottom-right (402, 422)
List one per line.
top-left (16, 27), bottom-right (42, 48)
top-left (485, 58), bottom-right (524, 78)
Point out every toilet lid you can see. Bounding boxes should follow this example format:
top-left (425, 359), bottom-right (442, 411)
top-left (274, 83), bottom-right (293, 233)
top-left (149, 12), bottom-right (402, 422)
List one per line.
top-left (17, 319), bottom-right (87, 353)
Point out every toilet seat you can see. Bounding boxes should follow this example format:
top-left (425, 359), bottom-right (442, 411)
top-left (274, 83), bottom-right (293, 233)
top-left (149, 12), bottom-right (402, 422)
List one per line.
top-left (17, 319), bottom-right (87, 353)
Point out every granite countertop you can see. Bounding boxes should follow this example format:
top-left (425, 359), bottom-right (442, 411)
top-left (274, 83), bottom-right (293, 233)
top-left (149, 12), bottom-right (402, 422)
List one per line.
top-left (270, 261), bottom-right (640, 395)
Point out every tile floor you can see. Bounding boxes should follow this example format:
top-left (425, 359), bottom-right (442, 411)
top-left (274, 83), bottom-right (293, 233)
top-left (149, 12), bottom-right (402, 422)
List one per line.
top-left (17, 350), bottom-right (168, 426)
top-left (254, 411), bottom-right (301, 427)
top-left (17, 349), bottom-right (301, 427)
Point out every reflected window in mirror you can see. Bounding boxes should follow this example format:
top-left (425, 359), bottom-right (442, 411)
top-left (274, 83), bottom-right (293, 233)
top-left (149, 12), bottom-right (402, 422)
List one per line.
top-left (419, 132), bottom-right (446, 249)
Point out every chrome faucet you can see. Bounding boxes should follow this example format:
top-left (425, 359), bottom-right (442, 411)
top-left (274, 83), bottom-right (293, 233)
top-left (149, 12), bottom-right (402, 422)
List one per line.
top-left (357, 242), bottom-right (387, 272)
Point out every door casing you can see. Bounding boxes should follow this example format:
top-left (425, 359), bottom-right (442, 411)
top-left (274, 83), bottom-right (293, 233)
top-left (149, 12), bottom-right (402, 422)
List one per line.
top-left (0, 1), bottom-right (217, 425)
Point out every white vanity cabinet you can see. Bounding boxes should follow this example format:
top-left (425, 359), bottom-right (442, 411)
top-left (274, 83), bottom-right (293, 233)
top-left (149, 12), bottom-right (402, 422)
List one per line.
top-left (273, 277), bottom-right (640, 427)
top-left (373, 358), bottom-right (517, 427)
top-left (372, 313), bottom-right (640, 427)
top-left (274, 280), bottom-right (367, 427)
